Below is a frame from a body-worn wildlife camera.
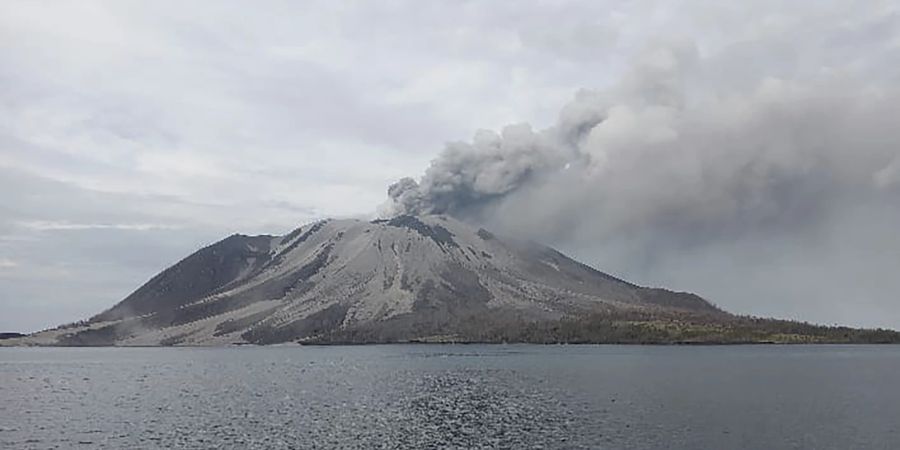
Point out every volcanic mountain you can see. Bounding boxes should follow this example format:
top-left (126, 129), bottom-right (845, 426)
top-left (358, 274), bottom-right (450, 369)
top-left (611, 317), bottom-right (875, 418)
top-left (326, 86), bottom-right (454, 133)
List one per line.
top-left (8, 215), bottom-right (899, 346)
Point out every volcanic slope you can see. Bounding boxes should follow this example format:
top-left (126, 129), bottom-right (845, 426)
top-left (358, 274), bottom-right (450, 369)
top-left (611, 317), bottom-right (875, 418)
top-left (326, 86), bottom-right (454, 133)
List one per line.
top-left (14, 215), bottom-right (734, 346)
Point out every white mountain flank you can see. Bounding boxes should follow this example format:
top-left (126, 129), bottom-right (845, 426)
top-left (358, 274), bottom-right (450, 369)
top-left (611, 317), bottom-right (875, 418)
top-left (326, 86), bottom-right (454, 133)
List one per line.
top-left (9, 215), bottom-right (718, 346)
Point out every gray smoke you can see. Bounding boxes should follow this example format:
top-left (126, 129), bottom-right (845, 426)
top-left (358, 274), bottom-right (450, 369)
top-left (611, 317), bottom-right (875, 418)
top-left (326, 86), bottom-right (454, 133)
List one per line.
top-left (383, 43), bottom-right (900, 327)
top-left (384, 123), bottom-right (570, 219)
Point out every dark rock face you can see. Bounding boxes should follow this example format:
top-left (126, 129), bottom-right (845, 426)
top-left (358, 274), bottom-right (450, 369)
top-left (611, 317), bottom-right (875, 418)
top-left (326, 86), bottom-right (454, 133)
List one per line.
top-left (26, 215), bottom-right (737, 346)
top-left (93, 234), bottom-right (275, 322)
top-left (0, 332), bottom-right (25, 340)
top-left (386, 215), bottom-right (459, 249)
top-left (242, 303), bottom-right (351, 345)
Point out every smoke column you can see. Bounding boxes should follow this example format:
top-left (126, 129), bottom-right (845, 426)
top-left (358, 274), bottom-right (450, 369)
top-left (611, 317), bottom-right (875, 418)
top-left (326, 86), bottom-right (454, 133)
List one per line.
top-left (382, 42), bottom-right (900, 328)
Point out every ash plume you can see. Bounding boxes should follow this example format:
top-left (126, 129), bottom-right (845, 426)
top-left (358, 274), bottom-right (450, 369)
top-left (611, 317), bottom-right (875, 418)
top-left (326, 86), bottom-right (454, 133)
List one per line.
top-left (382, 42), bottom-right (900, 327)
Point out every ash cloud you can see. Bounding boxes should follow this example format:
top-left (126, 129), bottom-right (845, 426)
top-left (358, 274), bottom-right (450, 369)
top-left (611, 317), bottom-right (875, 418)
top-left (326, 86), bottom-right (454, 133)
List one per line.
top-left (384, 42), bottom-right (900, 327)
top-left (384, 123), bottom-right (570, 219)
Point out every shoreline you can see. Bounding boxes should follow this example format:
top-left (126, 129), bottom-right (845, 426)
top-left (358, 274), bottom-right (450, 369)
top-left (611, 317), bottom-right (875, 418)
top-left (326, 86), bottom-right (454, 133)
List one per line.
top-left (3, 340), bottom-right (900, 348)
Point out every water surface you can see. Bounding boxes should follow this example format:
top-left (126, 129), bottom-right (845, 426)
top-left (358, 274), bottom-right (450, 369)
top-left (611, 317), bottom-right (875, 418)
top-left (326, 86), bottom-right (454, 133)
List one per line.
top-left (1, 345), bottom-right (898, 449)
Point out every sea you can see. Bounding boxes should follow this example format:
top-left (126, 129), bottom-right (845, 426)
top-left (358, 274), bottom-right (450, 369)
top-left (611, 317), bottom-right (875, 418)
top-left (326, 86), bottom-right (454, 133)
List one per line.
top-left (1, 344), bottom-right (898, 449)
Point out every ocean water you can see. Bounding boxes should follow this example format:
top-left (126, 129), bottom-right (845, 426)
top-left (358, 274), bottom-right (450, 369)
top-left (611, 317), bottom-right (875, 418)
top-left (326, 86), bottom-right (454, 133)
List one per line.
top-left (1, 345), bottom-right (898, 449)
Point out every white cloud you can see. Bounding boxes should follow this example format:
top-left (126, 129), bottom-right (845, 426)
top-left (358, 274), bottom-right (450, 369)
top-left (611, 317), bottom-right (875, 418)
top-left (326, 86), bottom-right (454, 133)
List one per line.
top-left (16, 220), bottom-right (182, 232)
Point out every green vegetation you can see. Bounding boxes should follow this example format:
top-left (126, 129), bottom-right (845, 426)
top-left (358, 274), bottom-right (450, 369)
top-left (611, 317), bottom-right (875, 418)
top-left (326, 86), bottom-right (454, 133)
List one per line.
top-left (306, 309), bottom-right (900, 345)
top-left (492, 312), bottom-right (900, 344)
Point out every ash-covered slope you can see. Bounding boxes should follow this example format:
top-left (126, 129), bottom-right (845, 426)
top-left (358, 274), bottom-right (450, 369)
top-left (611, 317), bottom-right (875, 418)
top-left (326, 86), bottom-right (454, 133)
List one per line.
top-left (17, 215), bottom-right (722, 346)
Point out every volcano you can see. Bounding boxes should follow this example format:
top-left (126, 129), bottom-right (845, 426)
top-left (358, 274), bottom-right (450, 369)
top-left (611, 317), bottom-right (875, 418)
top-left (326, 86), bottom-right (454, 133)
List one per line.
top-left (9, 215), bottom-right (899, 346)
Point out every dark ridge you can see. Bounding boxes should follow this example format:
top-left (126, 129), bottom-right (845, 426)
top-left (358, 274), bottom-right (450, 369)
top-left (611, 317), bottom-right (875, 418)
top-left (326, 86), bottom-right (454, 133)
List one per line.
top-left (386, 215), bottom-right (459, 248)
top-left (142, 244), bottom-right (334, 329)
top-left (144, 296), bottom-right (244, 330)
top-left (370, 219), bottom-right (388, 224)
top-left (281, 225), bottom-right (306, 244)
top-left (270, 220), bottom-right (327, 265)
top-left (70, 243), bottom-right (337, 340)
top-left (280, 244), bottom-right (333, 296)
top-left (639, 288), bottom-right (722, 313)
top-left (413, 264), bottom-right (492, 314)
top-left (243, 303), bottom-right (350, 344)
top-left (92, 234), bottom-right (274, 322)
top-left (0, 332), bottom-right (25, 340)
top-left (214, 307), bottom-right (279, 337)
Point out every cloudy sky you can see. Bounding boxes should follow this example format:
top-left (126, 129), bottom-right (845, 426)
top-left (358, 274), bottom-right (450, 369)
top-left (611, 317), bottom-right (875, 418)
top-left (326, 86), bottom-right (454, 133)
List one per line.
top-left (2, 1), bottom-right (900, 332)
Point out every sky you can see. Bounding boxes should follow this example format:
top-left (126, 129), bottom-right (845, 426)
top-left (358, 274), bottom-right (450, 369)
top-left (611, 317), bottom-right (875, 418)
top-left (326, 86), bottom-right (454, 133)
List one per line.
top-left (2, 1), bottom-right (900, 332)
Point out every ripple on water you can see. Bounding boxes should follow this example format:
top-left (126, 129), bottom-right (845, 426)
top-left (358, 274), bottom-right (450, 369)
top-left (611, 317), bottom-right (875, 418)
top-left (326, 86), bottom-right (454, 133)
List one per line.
top-left (3, 345), bottom-right (900, 449)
